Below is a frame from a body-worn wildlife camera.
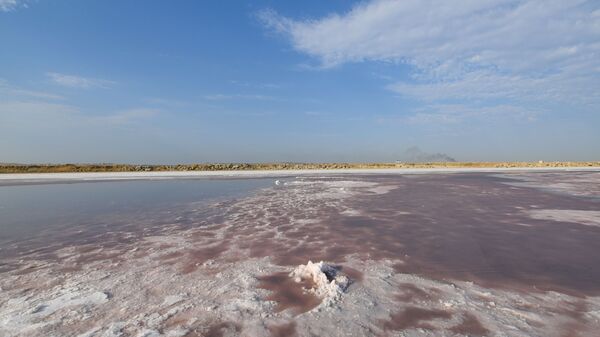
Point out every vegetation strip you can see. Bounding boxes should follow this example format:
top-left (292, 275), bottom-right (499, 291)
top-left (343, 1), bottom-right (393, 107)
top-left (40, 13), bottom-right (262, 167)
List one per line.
top-left (1, 162), bottom-right (599, 174)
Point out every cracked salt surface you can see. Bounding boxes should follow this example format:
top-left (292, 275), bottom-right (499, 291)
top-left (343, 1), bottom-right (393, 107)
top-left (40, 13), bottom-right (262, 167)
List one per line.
top-left (1, 173), bottom-right (600, 336)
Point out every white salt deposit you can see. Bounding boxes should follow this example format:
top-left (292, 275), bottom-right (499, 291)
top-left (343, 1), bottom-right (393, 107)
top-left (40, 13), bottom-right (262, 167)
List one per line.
top-left (527, 209), bottom-right (600, 227)
top-left (290, 261), bottom-right (350, 307)
top-left (1, 288), bottom-right (109, 334)
top-left (2, 173), bottom-right (600, 336)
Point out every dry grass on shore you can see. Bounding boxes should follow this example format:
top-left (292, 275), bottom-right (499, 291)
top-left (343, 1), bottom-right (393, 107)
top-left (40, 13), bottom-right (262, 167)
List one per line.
top-left (1, 161), bottom-right (599, 174)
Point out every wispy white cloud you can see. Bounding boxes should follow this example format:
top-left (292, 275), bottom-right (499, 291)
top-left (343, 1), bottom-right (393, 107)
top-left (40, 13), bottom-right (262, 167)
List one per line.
top-left (0, 79), bottom-right (65, 100)
top-left (259, 0), bottom-right (599, 71)
top-left (388, 70), bottom-right (600, 107)
top-left (377, 103), bottom-right (540, 126)
top-left (0, 100), bottom-right (160, 134)
top-left (47, 72), bottom-right (115, 89)
top-left (259, 0), bottom-right (600, 111)
top-left (0, 0), bottom-right (27, 12)
top-left (0, 101), bottom-right (80, 133)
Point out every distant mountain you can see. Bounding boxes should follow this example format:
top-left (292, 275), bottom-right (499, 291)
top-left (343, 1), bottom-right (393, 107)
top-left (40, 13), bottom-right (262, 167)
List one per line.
top-left (403, 146), bottom-right (457, 162)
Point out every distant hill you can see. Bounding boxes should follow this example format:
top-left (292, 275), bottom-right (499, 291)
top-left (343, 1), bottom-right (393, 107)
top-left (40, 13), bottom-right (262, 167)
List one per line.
top-left (403, 146), bottom-right (456, 163)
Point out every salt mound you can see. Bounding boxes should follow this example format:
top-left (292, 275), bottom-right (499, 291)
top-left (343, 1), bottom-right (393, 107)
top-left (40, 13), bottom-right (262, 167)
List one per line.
top-left (290, 261), bottom-right (350, 306)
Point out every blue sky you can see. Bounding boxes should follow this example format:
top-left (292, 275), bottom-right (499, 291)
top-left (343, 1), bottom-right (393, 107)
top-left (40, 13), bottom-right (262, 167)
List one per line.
top-left (1, 0), bottom-right (599, 163)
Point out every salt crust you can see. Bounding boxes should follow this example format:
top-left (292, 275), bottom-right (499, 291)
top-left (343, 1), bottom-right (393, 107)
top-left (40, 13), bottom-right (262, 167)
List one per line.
top-left (2, 175), bottom-right (600, 336)
top-left (290, 261), bottom-right (350, 307)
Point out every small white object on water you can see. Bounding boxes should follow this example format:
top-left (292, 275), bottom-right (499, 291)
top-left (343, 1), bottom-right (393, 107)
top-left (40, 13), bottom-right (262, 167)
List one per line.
top-left (274, 180), bottom-right (281, 186)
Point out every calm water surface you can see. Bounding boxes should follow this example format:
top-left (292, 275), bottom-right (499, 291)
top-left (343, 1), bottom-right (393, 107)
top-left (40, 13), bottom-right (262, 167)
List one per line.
top-left (0, 178), bottom-right (272, 249)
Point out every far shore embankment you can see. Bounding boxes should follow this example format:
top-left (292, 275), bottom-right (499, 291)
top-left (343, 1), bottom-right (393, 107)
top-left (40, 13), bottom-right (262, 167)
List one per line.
top-left (1, 162), bottom-right (599, 183)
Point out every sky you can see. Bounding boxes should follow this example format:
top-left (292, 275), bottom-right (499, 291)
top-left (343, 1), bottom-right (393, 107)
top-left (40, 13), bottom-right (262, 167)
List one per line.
top-left (1, 0), bottom-right (599, 164)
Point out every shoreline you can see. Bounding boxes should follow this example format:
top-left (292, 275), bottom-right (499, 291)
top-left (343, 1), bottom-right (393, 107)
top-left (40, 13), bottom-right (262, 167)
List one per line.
top-left (1, 166), bottom-right (599, 182)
